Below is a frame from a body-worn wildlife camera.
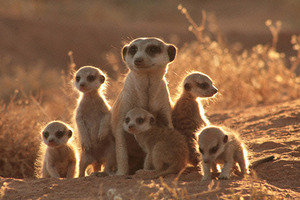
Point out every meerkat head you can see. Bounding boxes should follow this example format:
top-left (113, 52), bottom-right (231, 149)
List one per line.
top-left (123, 108), bottom-right (155, 135)
top-left (121, 37), bottom-right (177, 72)
top-left (74, 66), bottom-right (106, 93)
top-left (183, 72), bottom-right (218, 98)
top-left (198, 126), bottom-right (228, 163)
top-left (42, 121), bottom-right (73, 148)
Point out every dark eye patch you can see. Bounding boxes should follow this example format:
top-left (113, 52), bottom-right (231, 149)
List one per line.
top-left (128, 45), bottom-right (138, 56)
top-left (75, 76), bottom-right (81, 82)
top-left (136, 117), bottom-right (145, 124)
top-left (209, 144), bottom-right (219, 154)
top-left (199, 148), bottom-right (204, 154)
top-left (55, 131), bottom-right (65, 138)
top-left (43, 131), bottom-right (49, 139)
top-left (125, 117), bottom-right (130, 124)
top-left (197, 82), bottom-right (209, 90)
top-left (146, 45), bottom-right (161, 56)
top-left (87, 75), bottom-right (96, 82)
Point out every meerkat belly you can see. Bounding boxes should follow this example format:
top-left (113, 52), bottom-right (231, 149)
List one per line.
top-left (52, 150), bottom-right (72, 177)
top-left (148, 84), bottom-right (169, 112)
top-left (55, 159), bottom-right (70, 177)
top-left (79, 104), bottom-right (103, 137)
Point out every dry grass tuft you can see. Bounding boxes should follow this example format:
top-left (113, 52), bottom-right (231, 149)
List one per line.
top-left (168, 5), bottom-right (300, 110)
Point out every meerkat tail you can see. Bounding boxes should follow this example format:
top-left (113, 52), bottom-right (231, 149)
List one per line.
top-left (249, 155), bottom-right (275, 169)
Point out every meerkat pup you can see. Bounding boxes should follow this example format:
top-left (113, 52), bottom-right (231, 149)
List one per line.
top-left (74, 66), bottom-right (116, 177)
top-left (172, 72), bottom-right (218, 169)
top-left (123, 108), bottom-right (188, 178)
top-left (111, 37), bottom-right (177, 175)
top-left (36, 121), bottom-right (77, 178)
top-left (198, 126), bottom-right (248, 181)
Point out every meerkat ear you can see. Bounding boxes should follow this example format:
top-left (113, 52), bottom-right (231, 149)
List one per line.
top-left (99, 75), bottom-right (105, 83)
top-left (167, 45), bottom-right (177, 62)
top-left (150, 116), bottom-right (155, 125)
top-left (122, 45), bottom-right (128, 62)
top-left (184, 83), bottom-right (192, 91)
top-left (68, 130), bottom-right (73, 138)
top-left (223, 135), bottom-right (228, 143)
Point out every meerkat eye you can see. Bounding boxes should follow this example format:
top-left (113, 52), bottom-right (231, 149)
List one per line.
top-left (55, 131), bottom-right (65, 138)
top-left (146, 45), bottom-right (161, 56)
top-left (197, 82), bottom-right (209, 90)
top-left (136, 117), bottom-right (144, 124)
top-left (209, 145), bottom-right (219, 154)
top-left (199, 148), bottom-right (204, 154)
top-left (128, 45), bottom-right (137, 56)
top-left (87, 75), bottom-right (96, 82)
top-left (75, 76), bottom-right (81, 82)
top-left (125, 117), bottom-right (130, 124)
top-left (43, 131), bottom-right (49, 139)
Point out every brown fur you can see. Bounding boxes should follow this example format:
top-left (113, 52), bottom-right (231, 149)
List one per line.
top-left (172, 72), bottom-right (218, 169)
top-left (111, 37), bottom-right (177, 175)
top-left (124, 108), bottom-right (188, 178)
top-left (35, 121), bottom-right (78, 178)
top-left (198, 126), bottom-right (248, 181)
top-left (74, 66), bottom-right (116, 176)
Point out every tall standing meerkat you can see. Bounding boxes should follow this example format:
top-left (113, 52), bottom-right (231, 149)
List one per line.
top-left (172, 72), bottom-right (218, 169)
top-left (123, 108), bottom-right (188, 178)
top-left (111, 37), bottom-right (177, 175)
top-left (74, 66), bottom-right (116, 177)
top-left (198, 126), bottom-right (248, 181)
top-left (35, 121), bottom-right (78, 178)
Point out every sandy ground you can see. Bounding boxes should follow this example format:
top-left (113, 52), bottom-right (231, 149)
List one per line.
top-left (1, 99), bottom-right (300, 199)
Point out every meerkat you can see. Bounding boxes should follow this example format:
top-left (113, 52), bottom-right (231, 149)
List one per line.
top-left (111, 37), bottom-right (177, 175)
top-left (198, 126), bottom-right (248, 181)
top-left (35, 121), bottom-right (78, 178)
top-left (123, 108), bottom-right (188, 178)
top-left (74, 66), bottom-right (116, 177)
top-left (172, 72), bottom-right (218, 170)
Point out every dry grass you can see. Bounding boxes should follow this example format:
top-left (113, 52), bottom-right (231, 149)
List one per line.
top-left (168, 5), bottom-right (300, 110)
top-left (0, 4), bottom-right (299, 182)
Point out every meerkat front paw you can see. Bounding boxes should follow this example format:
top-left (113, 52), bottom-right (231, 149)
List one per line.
top-left (201, 175), bottom-right (211, 182)
top-left (218, 172), bottom-right (230, 180)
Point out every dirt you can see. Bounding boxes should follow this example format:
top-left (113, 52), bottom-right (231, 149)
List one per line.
top-left (1, 99), bottom-right (299, 199)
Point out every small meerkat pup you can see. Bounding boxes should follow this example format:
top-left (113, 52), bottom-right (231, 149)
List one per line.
top-left (172, 72), bottom-right (218, 169)
top-left (198, 126), bottom-right (248, 181)
top-left (74, 66), bottom-right (116, 177)
top-left (36, 121), bottom-right (77, 178)
top-left (123, 108), bottom-right (188, 178)
top-left (111, 37), bottom-right (177, 175)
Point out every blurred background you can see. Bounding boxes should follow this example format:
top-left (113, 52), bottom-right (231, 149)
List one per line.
top-left (0, 0), bottom-right (300, 178)
top-left (1, 0), bottom-right (300, 102)
top-left (1, 0), bottom-right (300, 68)
top-left (0, 0), bottom-right (300, 102)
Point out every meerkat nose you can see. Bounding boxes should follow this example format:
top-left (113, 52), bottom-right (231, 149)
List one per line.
top-left (134, 57), bottom-right (144, 66)
top-left (48, 139), bottom-right (55, 145)
top-left (203, 158), bottom-right (209, 163)
top-left (213, 87), bottom-right (218, 94)
top-left (80, 83), bottom-right (86, 87)
top-left (128, 125), bottom-right (135, 131)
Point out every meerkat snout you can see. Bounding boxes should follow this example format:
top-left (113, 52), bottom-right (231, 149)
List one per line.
top-left (74, 66), bottom-right (106, 93)
top-left (134, 57), bottom-right (144, 66)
